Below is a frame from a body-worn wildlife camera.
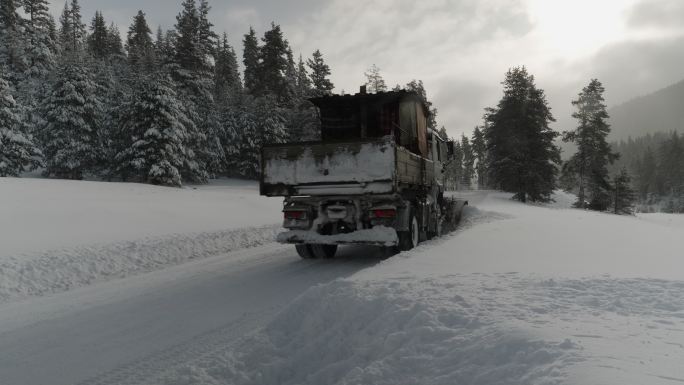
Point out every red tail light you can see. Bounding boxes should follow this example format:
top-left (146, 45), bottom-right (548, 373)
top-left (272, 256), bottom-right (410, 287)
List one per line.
top-left (373, 209), bottom-right (397, 218)
top-left (284, 210), bottom-right (306, 220)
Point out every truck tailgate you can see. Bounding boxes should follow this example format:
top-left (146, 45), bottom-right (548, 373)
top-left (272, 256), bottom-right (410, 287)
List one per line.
top-left (261, 137), bottom-right (396, 197)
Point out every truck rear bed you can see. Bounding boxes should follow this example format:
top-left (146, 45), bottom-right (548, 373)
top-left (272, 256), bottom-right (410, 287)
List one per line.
top-left (261, 136), bottom-right (433, 197)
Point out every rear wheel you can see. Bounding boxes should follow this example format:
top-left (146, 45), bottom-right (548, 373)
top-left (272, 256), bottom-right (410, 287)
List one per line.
top-left (310, 244), bottom-right (338, 259)
top-left (398, 211), bottom-right (419, 251)
top-left (295, 244), bottom-right (315, 259)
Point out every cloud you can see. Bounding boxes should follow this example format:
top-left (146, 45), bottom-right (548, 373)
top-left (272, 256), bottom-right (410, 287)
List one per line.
top-left (627, 0), bottom-right (684, 30)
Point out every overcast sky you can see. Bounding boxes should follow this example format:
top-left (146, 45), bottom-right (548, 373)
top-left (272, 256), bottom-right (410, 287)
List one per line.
top-left (50, 0), bottom-right (684, 138)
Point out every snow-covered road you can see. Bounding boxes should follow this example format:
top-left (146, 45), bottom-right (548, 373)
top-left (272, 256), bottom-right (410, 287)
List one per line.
top-left (0, 243), bottom-right (383, 385)
top-left (3, 178), bottom-right (684, 385)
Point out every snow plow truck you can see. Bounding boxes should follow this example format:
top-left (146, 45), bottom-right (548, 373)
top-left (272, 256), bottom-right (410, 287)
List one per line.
top-left (260, 87), bottom-right (468, 259)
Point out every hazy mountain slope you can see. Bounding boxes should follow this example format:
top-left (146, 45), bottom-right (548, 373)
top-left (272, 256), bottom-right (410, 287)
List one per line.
top-left (609, 79), bottom-right (684, 140)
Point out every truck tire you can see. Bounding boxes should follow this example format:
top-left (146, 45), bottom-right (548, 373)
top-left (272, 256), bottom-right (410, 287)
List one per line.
top-left (398, 211), bottom-right (419, 251)
top-left (295, 244), bottom-right (315, 259)
top-left (310, 244), bottom-right (338, 259)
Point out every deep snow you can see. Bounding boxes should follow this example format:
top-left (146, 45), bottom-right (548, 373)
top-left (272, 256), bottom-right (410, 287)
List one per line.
top-left (164, 192), bottom-right (684, 385)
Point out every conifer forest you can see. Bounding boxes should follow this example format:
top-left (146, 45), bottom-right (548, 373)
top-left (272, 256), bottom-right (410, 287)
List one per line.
top-left (1, 0), bottom-right (681, 214)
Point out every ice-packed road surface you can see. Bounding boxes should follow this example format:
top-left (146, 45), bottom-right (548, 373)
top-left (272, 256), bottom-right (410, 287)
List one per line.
top-left (2, 178), bottom-right (684, 385)
top-left (0, 244), bottom-right (383, 385)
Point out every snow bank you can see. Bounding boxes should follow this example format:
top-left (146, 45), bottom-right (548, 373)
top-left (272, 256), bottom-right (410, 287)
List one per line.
top-left (0, 177), bottom-right (284, 302)
top-left (0, 225), bottom-right (281, 303)
top-left (0, 178), bottom-right (282, 257)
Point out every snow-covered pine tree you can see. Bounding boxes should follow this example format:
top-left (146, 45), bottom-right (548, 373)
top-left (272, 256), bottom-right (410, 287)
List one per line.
top-left (115, 73), bottom-right (194, 187)
top-left (125, 10), bottom-right (155, 71)
top-left (154, 27), bottom-right (174, 67)
top-left (90, 59), bottom-right (123, 178)
top-left (106, 22), bottom-right (124, 58)
top-left (485, 66), bottom-right (560, 203)
top-left (259, 23), bottom-right (290, 103)
top-left (296, 55), bottom-right (311, 97)
top-left (236, 95), bottom-right (286, 179)
top-left (461, 134), bottom-right (475, 190)
top-left (242, 27), bottom-right (260, 95)
top-left (216, 97), bottom-right (241, 174)
top-left (612, 168), bottom-right (636, 215)
top-left (472, 125), bottom-right (487, 189)
top-left (22, 0), bottom-right (56, 78)
top-left (291, 54), bottom-right (319, 142)
top-left (59, 0), bottom-right (86, 55)
top-left (0, 0), bottom-right (26, 79)
top-left (0, 67), bottom-right (41, 176)
top-left (562, 79), bottom-right (618, 210)
top-left (307, 49), bottom-right (333, 97)
top-left (171, 0), bottom-right (217, 181)
top-left (197, 0), bottom-right (216, 60)
top-left (214, 32), bottom-right (242, 105)
top-left (39, 57), bottom-right (100, 179)
top-left (364, 64), bottom-right (387, 93)
top-left (87, 11), bottom-right (108, 59)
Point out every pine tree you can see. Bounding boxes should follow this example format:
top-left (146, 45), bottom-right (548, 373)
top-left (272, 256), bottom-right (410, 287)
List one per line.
top-left (40, 58), bottom-right (100, 179)
top-left (472, 125), bottom-right (487, 189)
top-left (214, 33), bottom-right (242, 105)
top-left (0, 0), bottom-right (25, 77)
top-left (216, 97), bottom-right (241, 173)
top-left (445, 138), bottom-right (463, 190)
top-left (115, 74), bottom-right (194, 186)
top-left (236, 95), bottom-right (286, 178)
top-left (658, 132), bottom-right (684, 203)
top-left (0, 68), bottom-right (41, 176)
top-left (22, 0), bottom-right (56, 77)
top-left (364, 64), bottom-right (387, 93)
top-left (106, 22), bottom-right (124, 58)
top-left (87, 11), bottom-right (108, 59)
top-left (613, 168), bottom-right (636, 215)
top-left (242, 26), bottom-right (260, 95)
top-left (126, 10), bottom-right (154, 70)
top-left (635, 146), bottom-right (658, 202)
top-left (307, 49), bottom-right (333, 97)
top-left (59, 0), bottom-right (86, 55)
top-left (461, 134), bottom-right (475, 189)
top-left (154, 27), bottom-right (174, 67)
top-left (197, 0), bottom-right (216, 61)
top-left (563, 79), bottom-right (619, 210)
top-left (173, 0), bottom-right (202, 71)
top-left (259, 22), bottom-right (290, 101)
top-left (404, 79), bottom-right (437, 130)
top-left (485, 66), bottom-right (561, 202)
top-left (171, 0), bottom-right (218, 180)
